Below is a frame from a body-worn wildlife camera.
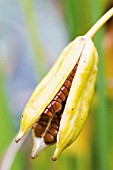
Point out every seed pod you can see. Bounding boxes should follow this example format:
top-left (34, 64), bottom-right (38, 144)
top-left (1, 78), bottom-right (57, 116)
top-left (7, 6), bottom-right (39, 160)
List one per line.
top-left (15, 35), bottom-right (98, 160)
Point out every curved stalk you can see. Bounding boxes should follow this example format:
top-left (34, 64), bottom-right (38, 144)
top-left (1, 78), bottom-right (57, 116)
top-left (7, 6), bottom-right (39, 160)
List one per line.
top-left (85, 7), bottom-right (113, 38)
top-left (0, 133), bottom-right (29, 170)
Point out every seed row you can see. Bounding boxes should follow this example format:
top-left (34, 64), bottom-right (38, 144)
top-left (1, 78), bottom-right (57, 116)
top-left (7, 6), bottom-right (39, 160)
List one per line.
top-left (32, 61), bottom-right (78, 144)
top-left (42, 63), bottom-right (78, 117)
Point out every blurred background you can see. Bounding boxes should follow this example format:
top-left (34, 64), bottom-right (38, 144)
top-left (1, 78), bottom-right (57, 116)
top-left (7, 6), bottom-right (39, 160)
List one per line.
top-left (0, 0), bottom-right (113, 170)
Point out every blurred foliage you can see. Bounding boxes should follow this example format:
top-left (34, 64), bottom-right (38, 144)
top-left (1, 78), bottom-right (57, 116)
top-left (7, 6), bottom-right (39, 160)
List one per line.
top-left (0, 65), bottom-right (14, 156)
top-left (0, 0), bottom-right (113, 170)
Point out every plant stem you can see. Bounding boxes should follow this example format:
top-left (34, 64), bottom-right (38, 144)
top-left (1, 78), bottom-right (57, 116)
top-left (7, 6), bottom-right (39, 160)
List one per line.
top-left (85, 7), bottom-right (113, 38)
top-left (1, 133), bottom-right (28, 170)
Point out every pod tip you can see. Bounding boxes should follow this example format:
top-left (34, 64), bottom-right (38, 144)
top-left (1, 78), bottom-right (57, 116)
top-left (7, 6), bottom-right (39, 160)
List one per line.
top-left (52, 156), bottom-right (57, 161)
top-left (31, 136), bottom-right (48, 159)
top-left (52, 147), bottom-right (62, 161)
top-left (15, 130), bottom-right (24, 143)
top-left (31, 155), bottom-right (36, 159)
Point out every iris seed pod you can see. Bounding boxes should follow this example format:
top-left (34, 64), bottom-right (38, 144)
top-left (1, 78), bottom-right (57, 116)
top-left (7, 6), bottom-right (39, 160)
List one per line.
top-left (15, 34), bottom-right (98, 159)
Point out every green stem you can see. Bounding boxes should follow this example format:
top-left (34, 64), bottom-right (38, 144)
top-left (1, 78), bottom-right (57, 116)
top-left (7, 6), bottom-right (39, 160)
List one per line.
top-left (85, 7), bottom-right (113, 38)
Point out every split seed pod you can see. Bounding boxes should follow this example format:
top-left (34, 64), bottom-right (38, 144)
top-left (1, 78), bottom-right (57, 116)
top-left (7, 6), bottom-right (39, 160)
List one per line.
top-left (15, 35), bottom-right (98, 160)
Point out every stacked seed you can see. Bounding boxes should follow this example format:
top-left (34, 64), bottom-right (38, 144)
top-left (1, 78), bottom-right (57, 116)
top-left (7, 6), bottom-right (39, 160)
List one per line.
top-left (32, 62), bottom-right (78, 144)
top-left (32, 112), bottom-right (61, 144)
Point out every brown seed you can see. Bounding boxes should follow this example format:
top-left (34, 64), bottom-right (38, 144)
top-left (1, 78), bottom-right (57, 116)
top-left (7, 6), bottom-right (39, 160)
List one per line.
top-left (51, 123), bottom-right (59, 130)
top-left (64, 80), bottom-right (72, 90)
top-left (33, 124), bottom-right (45, 137)
top-left (54, 95), bottom-right (62, 103)
top-left (61, 86), bottom-right (69, 96)
top-left (57, 91), bottom-right (66, 101)
top-left (32, 122), bottom-right (38, 129)
top-left (38, 120), bottom-right (47, 127)
top-left (49, 128), bottom-right (58, 137)
top-left (47, 103), bottom-right (54, 113)
top-left (55, 118), bottom-right (60, 126)
top-left (44, 132), bottom-right (56, 144)
top-left (70, 70), bottom-right (75, 78)
top-left (67, 74), bottom-right (73, 82)
top-left (43, 108), bottom-right (52, 117)
top-left (40, 114), bottom-right (50, 121)
top-left (73, 65), bottom-right (78, 72)
top-left (51, 101), bottom-right (62, 112)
